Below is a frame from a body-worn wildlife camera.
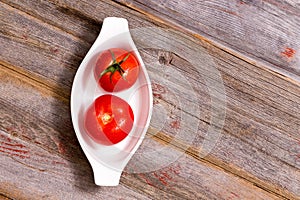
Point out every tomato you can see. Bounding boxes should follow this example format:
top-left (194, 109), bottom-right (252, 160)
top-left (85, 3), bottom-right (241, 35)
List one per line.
top-left (84, 94), bottom-right (134, 145)
top-left (94, 48), bottom-right (140, 92)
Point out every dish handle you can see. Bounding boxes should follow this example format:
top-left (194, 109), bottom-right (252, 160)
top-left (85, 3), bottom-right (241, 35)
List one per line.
top-left (91, 159), bottom-right (122, 186)
top-left (90, 17), bottom-right (130, 53)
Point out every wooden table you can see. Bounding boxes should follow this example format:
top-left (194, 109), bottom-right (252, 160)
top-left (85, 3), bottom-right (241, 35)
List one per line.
top-left (1, 0), bottom-right (300, 199)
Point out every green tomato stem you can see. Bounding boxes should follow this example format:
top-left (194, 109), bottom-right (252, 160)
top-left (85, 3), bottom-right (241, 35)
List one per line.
top-left (99, 51), bottom-right (131, 83)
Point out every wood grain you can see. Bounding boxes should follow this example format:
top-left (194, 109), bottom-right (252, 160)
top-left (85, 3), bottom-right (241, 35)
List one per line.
top-left (113, 0), bottom-right (300, 81)
top-left (0, 68), bottom-right (281, 199)
top-left (0, 67), bottom-right (284, 199)
top-left (1, 0), bottom-right (300, 199)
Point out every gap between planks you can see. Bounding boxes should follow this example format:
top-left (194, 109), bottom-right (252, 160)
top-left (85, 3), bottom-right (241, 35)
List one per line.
top-left (0, 193), bottom-right (13, 200)
top-left (0, 61), bottom-right (69, 103)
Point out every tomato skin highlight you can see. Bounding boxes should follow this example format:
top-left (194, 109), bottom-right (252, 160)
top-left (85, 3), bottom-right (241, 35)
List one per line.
top-left (84, 95), bottom-right (134, 145)
top-left (95, 48), bottom-right (140, 92)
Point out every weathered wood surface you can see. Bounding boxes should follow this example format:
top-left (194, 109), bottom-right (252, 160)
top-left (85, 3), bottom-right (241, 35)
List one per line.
top-left (1, 0), bottom-right (300, 199)
top-left (114, 0), bottom-right (300, 80)
top-left (0, 66), bottom-right (282, 199)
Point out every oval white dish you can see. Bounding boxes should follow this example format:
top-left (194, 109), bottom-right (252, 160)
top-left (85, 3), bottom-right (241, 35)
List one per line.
top-left (70, 17), bottom-right (153, 186)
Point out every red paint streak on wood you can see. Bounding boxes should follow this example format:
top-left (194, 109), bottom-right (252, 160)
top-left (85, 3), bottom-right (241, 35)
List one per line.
top-left (231, 192), bottom-right (239, 197)
top-left (226, 191), bottom-right (240, 200)
top-left (126, 161), bottom-right (181, 188)
top-left (153, 172), bottom-right (168, 186)
top-left (51, 137), bottom-right (67, 155)
top-left (218, 8), bottom-right (240, 17)
top-left (0, 133), bottom-right (12, 142)
top-left (151, 164), bottom-right (182, 187)
top-left (57, 142), bottom-right (66, 154)
top-left (173, 164), bottom-right (182, 175)
top-left (127, 164), bottom-right (182, 187)
top-left (51, 160), bottom-right (67, 166)
top-left (127, 164), bottom-right (152, 186)
top-left (153, 93), bottom-right (162, 99)
top-left (122, 171), bottom-right (129, 177)
top-left (207, 3), bottom-right (240, 17)
top-left (281, 47), bottom-right (296, 59)
top-left (50, 47), bottom-right (59, 54)
top-left (1, 142), bottom-right (26, 148)
top-left (161, 171), bottom-right (172, 180)
top-left (138, 173), bottom-right (154, 186)
top-left (0, 146), bottom-right (29, 154)
top-left (0, 149), bottom-right (29, 159)
top-left (153, 99), bottom-right (160, 105)
top-left (124, 164), bottom-right (155, 186)
top-left (152, 83), bottom-right (166, 99)
top-left (22, 34), bottom-right (28, 40)
top-left (170, 120), bottom-right (180, 129)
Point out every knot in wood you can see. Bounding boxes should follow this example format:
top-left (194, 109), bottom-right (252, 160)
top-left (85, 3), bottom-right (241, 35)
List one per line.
top-left (158, 51), bottom-right (173, 65)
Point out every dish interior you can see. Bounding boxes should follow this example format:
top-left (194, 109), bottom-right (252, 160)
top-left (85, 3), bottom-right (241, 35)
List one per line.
top-left (71, 35), bottom-right (151, 169)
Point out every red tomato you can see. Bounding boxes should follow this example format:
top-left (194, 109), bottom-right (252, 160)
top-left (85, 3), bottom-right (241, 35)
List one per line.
top-left (85, 94), bottom-right (134, 145)
top-left (95, 48), bottom-right (140, 92)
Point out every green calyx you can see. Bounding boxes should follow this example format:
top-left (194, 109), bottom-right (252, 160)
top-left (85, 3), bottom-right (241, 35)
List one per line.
top-left (100, 50), bottom-right (130, 82)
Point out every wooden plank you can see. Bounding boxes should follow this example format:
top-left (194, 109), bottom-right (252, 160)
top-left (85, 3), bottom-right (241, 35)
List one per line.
top-left (113, 0), bottom-right (300, 81)
top-left (1, 0), bottom-right (300, 199)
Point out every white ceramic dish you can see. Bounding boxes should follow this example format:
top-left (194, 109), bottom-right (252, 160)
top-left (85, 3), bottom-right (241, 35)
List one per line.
top-left (70, 17), bottom-right (153, 186)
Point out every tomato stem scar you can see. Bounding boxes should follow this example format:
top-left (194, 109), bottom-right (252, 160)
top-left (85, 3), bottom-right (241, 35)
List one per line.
top-left (101, 113), bottom-right (113, 125)
top-left (100, 50), bottom-right (131, 82)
